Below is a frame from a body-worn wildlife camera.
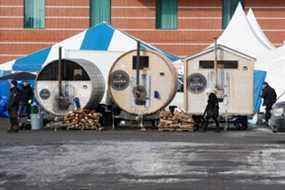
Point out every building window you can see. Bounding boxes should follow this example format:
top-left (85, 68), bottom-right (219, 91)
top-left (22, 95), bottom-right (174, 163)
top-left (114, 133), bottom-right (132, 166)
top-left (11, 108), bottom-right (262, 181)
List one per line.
top-left (156, 0), bottom-right (178, 29)
top-left (222, 0), bottom-right (244, 29)
top-left (24, 0), bottom-right (45, 28)
top-left (90, 0), bottom-right (111, 26)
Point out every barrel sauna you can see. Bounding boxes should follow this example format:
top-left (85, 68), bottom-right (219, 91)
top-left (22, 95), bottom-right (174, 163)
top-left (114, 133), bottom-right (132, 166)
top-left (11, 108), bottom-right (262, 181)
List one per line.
top-left (35, 59), bottom-right (105, 116)
top-left (108, 50), bottom-right (178, 115)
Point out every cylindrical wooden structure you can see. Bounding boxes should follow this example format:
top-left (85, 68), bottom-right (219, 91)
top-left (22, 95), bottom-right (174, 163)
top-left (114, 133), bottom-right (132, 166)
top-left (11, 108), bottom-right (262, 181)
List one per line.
top-left (108, 50), bottom-right (177, 115)
top-left (35, 58), bottom-right (105, 116)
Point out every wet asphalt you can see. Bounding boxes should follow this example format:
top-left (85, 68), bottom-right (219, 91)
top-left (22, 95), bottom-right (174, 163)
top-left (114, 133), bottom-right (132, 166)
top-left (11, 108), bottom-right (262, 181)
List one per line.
top-left (1, 119), bottom-right (285, 190)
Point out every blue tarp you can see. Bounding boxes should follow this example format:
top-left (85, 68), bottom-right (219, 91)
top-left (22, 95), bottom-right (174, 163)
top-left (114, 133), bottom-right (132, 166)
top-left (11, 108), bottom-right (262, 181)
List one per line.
top-left (13, 47), bottom-right (51, 72)
top-left (253, 70), bottom-right (266, 113)
top-left (0, 96), bottom-right (8, 118)
top-left (0, 80), bottom-right (35, 118)
top-left (80, 24), bottom-right (114, 50)
top-left (0, 79), bottom-right (10, 118)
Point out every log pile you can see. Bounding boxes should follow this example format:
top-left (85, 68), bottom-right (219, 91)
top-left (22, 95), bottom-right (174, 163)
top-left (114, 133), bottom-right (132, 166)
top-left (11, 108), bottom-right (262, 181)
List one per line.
top-left (63, 109), bottom-right (102, 130)
top-left (158, 110), bottom-right (194, 131)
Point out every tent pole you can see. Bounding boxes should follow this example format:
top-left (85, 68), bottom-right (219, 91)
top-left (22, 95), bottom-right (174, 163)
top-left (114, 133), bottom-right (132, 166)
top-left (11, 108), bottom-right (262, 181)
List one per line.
top-left (58, 47), bottom-right (62, 96)
top-left (136, 41), bottom-right (140, 86)
top-left (214, 39), bottom-right (218, 89)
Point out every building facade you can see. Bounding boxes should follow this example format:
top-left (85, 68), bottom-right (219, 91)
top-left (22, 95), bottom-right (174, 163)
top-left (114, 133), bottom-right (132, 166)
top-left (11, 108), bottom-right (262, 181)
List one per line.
top-left (1, 0), bottom-right (285, 64)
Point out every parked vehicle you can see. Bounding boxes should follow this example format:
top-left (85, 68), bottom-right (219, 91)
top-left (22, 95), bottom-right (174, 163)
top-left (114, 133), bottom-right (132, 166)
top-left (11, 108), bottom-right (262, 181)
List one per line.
top-left (269, 101), bottom-right (285, 132)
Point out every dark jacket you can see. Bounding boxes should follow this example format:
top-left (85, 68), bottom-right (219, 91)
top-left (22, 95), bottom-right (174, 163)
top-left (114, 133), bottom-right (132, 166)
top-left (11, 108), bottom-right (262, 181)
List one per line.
top-left (8, 86), bottom-right (21, 111)
top-left (262, 85), bottom-right (277, 106)
top-left (204, 93), bottom-right (219, 117)
top-left (20, 85), bottom-right (33, 104)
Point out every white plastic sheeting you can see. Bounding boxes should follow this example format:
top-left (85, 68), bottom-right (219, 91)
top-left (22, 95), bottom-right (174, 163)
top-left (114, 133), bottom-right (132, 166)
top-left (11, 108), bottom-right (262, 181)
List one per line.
top-left (216, 3), bottom-right (271, 59)
top-left (247, 9), bottom-right (275, 50)
top-left (215, 3), bottom-right (285, 101)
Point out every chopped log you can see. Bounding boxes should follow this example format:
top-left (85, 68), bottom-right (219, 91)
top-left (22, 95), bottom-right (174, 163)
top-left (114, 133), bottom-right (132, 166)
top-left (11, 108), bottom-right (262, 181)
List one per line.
top-left (158, 110), bottom-right (196, 131)
top-left (63, 108), bottom-right (102, 130)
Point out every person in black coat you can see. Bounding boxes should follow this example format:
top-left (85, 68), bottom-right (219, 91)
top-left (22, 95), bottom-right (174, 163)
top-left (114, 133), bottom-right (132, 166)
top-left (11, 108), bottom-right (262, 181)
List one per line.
top-left (18, 81), bottom-right (34, 117)
top-left (202, 91), bottom-right (220, 132)
top-left (261, 82), bottom-right (277, 123)
top-left (7, 80), bottom-right (21, 132)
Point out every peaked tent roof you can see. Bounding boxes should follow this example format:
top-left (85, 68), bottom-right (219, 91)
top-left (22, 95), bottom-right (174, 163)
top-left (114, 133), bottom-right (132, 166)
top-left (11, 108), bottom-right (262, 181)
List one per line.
top-left (215, 4), bottom-right (285, 101)
top-left (0, 23), bottom-right (179, 74)
top-left (184, 44), bottom-right (256, 62)
top-left (247, 9), bottom-right (275, 50)
top-left (215, 3), bottom-right (270, 59)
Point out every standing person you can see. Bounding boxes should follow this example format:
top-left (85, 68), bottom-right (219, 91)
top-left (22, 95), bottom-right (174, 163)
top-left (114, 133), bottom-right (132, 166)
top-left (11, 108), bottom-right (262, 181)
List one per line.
top-left (7, 80), bottom-right (21, 132)
top-left (18, 81), bottom-right (34, 118)
top-left (261, 82), bottom-right (277, 124)
top-left (202, 90), bottom-right (220, 132)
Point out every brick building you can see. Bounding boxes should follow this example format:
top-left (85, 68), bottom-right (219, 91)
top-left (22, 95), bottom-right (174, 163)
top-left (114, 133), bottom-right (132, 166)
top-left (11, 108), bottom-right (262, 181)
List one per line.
top-left (1, 0), bottom-right (285, 64)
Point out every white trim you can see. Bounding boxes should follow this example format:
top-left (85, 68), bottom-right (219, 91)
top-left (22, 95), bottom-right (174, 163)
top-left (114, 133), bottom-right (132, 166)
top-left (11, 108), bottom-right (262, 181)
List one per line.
top-left (46, 16), bottom-right (88, 19)
top-left (4, 5), bottom-right (285, 10)
top-left (0, 5), bottom-right (23, 8)
top-left (112, 16), bottom-right (222, 20)
top-left (179, 6), bottom-right (221, 9)
top-left (0, 28), bottom-right (85, 31)
top-left (0, 16), bottom-right (23, 19)
top-left (1, 27), bottom-right (285, 32)
top-left (179, 17), bottom-right (221, 20)
top-left (46, 5), bottom-right (89, 9)
top-left (112, 16), bottom-right (155, 20)
top-left (257, 17), bottom-right (285, 20)
top-left (0, 41), bottom-right (55, 45)
top-left (3, 15), bottom-right (285, 21)
top-left (0, 28), bottom-right (221, 32)
top-left (0, 54), bottom-right (24, 57)
top-left (274, 43), bottom-right (282, 46)
top-left (263, 29), bottom-right (285, 32)
top-left (151, 42), bottom-right (210, 46)
top-left (121, 28), bottom-right (222, 32)
top-left (178, 55), bottom-right (189, 58)
top-left (112, 6), bottom-right (155, 9)
top-left (246, 6), bottom-right (285, 9)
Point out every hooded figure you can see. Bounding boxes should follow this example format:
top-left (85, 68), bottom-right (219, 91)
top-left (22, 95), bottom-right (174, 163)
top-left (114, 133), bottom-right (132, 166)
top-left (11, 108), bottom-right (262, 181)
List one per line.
top-left (261, 82), bottom-right (277, 123)
top-left (7, 80), bottom-right (21, 132)
top-left (202, 90), bottom-right (220, 132)
top-left (18, 81), bottom-right (33, 117)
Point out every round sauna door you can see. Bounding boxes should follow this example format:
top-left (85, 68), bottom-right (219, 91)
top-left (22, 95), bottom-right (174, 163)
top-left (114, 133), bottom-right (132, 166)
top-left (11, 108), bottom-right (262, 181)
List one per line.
top-left (34, 58), bottom-right (101, 116)
top-left (109, 50), bottom-right (177, 115)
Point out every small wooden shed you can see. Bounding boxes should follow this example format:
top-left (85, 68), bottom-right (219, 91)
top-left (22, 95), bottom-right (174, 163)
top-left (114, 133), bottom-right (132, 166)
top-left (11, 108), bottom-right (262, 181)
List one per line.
top-left (184, 44), bottom-right (256, 116)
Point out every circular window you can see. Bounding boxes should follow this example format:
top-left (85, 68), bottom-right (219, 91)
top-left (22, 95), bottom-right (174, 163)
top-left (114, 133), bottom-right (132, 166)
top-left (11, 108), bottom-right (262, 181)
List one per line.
top-left (39, 89), bottom-right (51, 100)
top-left (187, 73), bottom-right (207, 94)
top-left (110, 70), bottom-right (130, 91)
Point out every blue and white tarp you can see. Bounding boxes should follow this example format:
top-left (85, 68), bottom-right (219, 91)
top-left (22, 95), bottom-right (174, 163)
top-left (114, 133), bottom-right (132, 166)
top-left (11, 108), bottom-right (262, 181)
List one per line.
top-left (0, 23), bottom-right (180, 117)
top-left (0, 23), bottom-right (179, 74)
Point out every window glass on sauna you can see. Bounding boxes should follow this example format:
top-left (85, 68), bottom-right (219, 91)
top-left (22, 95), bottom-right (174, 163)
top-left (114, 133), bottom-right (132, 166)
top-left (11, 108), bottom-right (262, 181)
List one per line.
top-left (199, 60), bottom-right (238, 69)
top-left (222, 0), bottom-right (244, 29)
top-left (90, 0), bottom-right (111, 26)
top-left (24, 0), bottom-right (45, 28)
top-left (37, 60), bottom-right (90, 81)
top-left (177, 76), bottom-right (184, 92)
top-left (156, 0), bottom-right (178, 29)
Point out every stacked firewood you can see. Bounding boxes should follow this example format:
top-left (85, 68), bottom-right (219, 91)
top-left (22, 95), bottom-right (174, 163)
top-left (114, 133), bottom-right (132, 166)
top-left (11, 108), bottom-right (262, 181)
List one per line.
top-left (158, 110), bottom-right (194, 130)
top-left (173, 111), bottom-right (194, 129)
top-left (64, 109), bottom-right (102, 130)
top-left (159, 111), bottom-right (179, 129)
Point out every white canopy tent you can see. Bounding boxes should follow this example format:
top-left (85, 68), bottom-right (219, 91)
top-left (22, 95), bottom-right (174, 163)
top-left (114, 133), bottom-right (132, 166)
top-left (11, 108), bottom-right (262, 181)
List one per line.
top-left (214, 3), bottom-right (285, 101)
top-left (247, 9), bottom-right (275, 50)
top-left (215, 3), bottom-right (271, 60)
